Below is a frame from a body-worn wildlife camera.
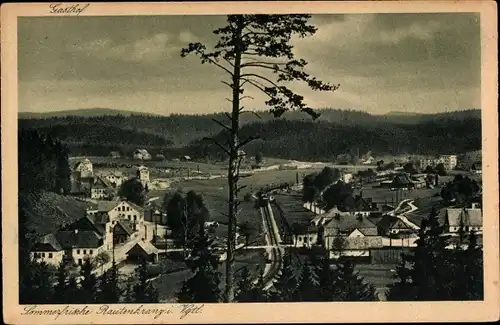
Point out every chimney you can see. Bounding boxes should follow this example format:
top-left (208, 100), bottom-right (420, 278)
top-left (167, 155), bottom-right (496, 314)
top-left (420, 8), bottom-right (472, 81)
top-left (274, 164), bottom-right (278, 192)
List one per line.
top-left (74, 229), bottom-right (79, 235)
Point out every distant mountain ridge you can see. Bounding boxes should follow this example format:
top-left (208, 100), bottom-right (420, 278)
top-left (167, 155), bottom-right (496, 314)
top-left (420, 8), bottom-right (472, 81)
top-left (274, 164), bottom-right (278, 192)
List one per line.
top-left (18, 108), bottom-right (481, 157)
top-left (19, 108), bottom-right (164, 119)
top-left (19, 107), bottom-right (480, 120)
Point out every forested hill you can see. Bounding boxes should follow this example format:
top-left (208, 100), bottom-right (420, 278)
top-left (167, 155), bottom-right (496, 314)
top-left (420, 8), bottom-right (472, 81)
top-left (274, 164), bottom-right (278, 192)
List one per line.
top-left (19, 108), bottom-right (480, 148)
top-left (186, 116), bottom-right (482, 161)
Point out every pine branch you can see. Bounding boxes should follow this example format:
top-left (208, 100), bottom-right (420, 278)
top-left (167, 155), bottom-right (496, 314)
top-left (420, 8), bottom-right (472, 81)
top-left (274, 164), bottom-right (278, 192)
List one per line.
top-left (202, 137), bottom-right (230, 156)
top-left (212, 118), bottom-right (232, 132)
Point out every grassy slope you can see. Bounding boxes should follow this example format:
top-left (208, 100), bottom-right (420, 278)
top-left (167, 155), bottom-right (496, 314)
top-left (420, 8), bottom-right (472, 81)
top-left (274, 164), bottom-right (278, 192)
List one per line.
top-left (24, 191), bottom-right (91, 237)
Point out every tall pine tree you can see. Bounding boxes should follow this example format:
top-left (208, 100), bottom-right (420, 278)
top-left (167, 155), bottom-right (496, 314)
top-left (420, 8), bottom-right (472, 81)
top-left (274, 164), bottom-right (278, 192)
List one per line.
top-left (132, 258), bottom-right (159, 303)
top-left (176, 231), bottom-right (222, 302)
top-left (53, 260), bottom-right (68, 303)
top-left (80, 258), bottom-right (98, 303)
top-left (97, 261), bottom-right (122, 303)
top-left (293, 257), bottom-right (319, 301)
top-left (270, 252), bottom-right (297, 302)
top-left (235, 266), bottom-right (268, 302)
top-left (387, 208), bottom-right (454, 300)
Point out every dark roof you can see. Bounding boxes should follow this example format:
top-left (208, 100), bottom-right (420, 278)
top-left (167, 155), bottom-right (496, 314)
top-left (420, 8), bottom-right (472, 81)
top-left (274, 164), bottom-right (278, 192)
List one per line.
top-left (114, 220), bottom-right (135, 236)
top-left (126, 200), bottom-right (144, 212)
top-left (55, 230), bottom-right (103, 249)
top-left (329, 236), bottom-right (383, 249)
top-left (33, 233), bottom-right (62, 251)
top-left (61, 216), bottom-right (105, 236)
top-left (92, 176), bottom-right (113, 189)
top-left (377, 215), bottom-right (413, 233)
top-left (291, 223), bottom-right (319, 235)
top-left (323, 214), bottom-right (378, 236)
top-left (354, 196), bottom-right (373, 211)
top-left (126, 241), bottom-right (159, 256)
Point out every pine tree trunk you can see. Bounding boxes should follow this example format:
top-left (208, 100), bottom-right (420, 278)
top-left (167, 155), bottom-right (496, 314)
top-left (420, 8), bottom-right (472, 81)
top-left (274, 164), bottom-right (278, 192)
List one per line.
top-left (225, 16), bottom-right (243, 303)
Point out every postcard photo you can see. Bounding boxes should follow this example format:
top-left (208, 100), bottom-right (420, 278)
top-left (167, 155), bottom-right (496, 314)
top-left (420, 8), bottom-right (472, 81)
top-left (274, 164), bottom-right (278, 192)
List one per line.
top-left (1, 1), bottom-right (499, 324)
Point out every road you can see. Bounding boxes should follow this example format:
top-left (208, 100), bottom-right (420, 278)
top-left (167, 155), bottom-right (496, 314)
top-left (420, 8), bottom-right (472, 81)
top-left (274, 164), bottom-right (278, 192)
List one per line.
top-left (259, 201), bottom-right (284, 290)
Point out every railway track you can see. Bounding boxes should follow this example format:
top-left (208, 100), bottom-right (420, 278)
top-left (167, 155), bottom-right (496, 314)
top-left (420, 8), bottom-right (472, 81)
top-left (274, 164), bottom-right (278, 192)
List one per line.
top-left (259, 202), bottom-right (284, 290)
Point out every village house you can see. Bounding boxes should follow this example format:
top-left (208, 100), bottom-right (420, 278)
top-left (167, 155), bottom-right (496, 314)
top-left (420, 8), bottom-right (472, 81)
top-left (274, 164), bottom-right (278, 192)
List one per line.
top-left (90, 176), bottom-right (113, 200)
top-left (440, 154), bottom-right (458, 170)
top-left (352, 193), bottom-right (378, 217)
top-left (74, 158), bottom-right (93, 177)
top-left (126, 240), bottom-right (159, 263)
top-left (144, 204), bottom-right (167, 225)
top-left (133, 149), bottom-right (152, 160)
top-left (443, 206), bottom-right (482, 234)
top-left (291, 223), bottom-right (320, 248)
top-left (321, 214), bottom-right (383, 259)
top-left (389, 174), bottom-right (414, 190)
top-left (137, 165), bottom-right (150, 187)
top-left (181, 155), bottom-right (192, 161)
top-left (376, 214), bottom-right (415, 237)
top-left (102, 171), bottom-right (125, 188)
top-left (86, 200), bottom-right (145, 249)
top-left (70, 159), bottom-right (94, 196)
top-left (31, 217), bottom-right (106, 266)
top-left (310, 206), bottom-right (352, 227)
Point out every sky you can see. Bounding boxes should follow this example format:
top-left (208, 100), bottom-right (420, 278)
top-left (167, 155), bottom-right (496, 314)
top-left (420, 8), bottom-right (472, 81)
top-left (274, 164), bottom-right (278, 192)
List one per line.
top-left (18, 13), bottom-right (481, 115)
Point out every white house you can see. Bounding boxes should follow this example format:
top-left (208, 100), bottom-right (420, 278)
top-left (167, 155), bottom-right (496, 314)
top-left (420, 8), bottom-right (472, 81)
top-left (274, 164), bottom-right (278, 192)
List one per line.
top-left (322, 214), bottom-right (382, 259)
top-left (74, 158), bottom-right (93, 177)
top-left (87, 199), bottom-right (145, 247)
top-left (440, 154), bottom-right (458, 170)
top-left (90, 176), bottom-right (113, 200)
top-left (137, 165), bottom-right (150, 187)
top-left (31, 226), bottom-right (105, 266)
top-left (444, 207), bottom-right (482, 233)
top-left (133, 149), bottom-right (151, 160)
top-left (291, 223), bottom-right (319, 248)
top-left (103, 171), bottom-right (125, 188)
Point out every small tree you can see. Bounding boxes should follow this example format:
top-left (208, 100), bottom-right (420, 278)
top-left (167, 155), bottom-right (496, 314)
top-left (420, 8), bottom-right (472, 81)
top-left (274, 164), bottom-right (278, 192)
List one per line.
top-left (331, 259), bottom-right (377, 301)
top-left (80, 257), bottom-right (98, 303)
top-left (176, 232), bottom-right (222, 303)
top-left (181, 14), bottom-right (338, 302)
top-left (118, 178), bottom-right (146, 206)
top-left (255, 152), bottom-right (264, 165)
top-left (271, 252), bottom-right (297, 301)
top-left (132, 258), bottom-right (159, 303)
top-left (97, 261), bottom-right (122, 303)
top-left (293, 257), bottom-right (319, 301)
top-left (238, 221), bottom-right (257, 246)
top-left (235, 266), bottom-right (268, 302)
top-left (52, 260), bottom-right (68, 303)
top-left (31, 261), bottom-right (54, 304)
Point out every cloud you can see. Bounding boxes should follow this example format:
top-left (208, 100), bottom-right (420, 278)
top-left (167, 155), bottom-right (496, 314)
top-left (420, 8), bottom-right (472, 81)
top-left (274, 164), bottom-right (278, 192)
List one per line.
top-left (18, 14), bottom-right (481, 115)
top-left (178, 30), bottom-right (197, 44)
top-left (71, 33), bottom-right (178, 62)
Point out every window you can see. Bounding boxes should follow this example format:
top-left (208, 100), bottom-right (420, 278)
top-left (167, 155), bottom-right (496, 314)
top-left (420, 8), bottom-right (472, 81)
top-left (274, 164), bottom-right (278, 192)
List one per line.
top-left (134, 215), bottom-right (137, 221)
top-left (90, 250), bottom-right (93, 255)
top-left (42, 253), bottom-right (45, 257)
top-left (298, 236), bottom-right (302, 241)
top-left (128, 215), bottom-right (131, 220)
top-left (34, 253), bottom-right (40, 258)
top-left (83, 249), bottom-right (87, 254)
top-left (127, 207), bottom-right (130, 211)
top-left (77, 249), bottom-right (80, 254)
top-left (109, 227), bottom-right (112, 233)
top-left (48, 253), bottom-right (53, 258)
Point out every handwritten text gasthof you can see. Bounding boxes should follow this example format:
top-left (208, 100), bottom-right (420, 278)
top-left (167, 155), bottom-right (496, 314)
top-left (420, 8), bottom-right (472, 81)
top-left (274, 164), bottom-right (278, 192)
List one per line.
top-left (49, 3), bottom-right (90, 16)
top-left (20, 304), bottom-right (206, 320)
